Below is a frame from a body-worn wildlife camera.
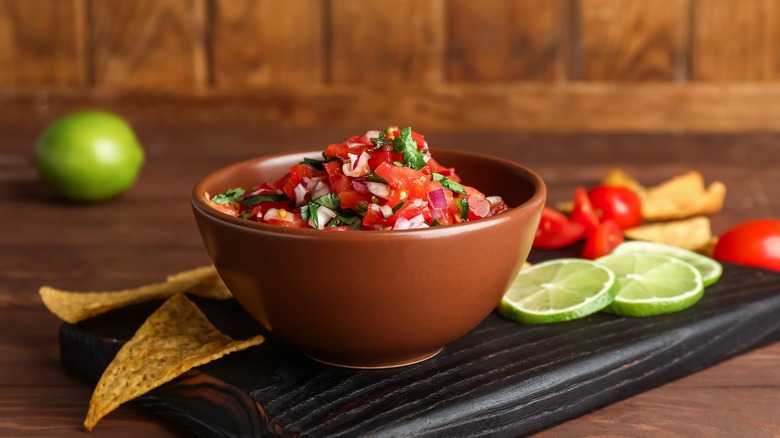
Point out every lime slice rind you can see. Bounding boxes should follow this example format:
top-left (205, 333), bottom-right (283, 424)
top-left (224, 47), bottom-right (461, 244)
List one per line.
top-left (598, 253), bottom-right (704, 317)
top-left (499, 258), bottom-right (620, 324)
top-left (612, 241), bottom-right (722, 287)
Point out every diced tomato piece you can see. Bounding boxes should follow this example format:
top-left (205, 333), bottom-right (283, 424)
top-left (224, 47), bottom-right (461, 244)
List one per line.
top-left (461, 184), bottom-right (486, 198)
top-left (362, 205), bottom-right (388, 229)
top-left (323, 160), bottom-right (343, 177)
top-left (288, 164), bottom-right (313, 186)
top-left (367, 150), bottom-right (401, 170)
top-left (581, 219), bottom-right (624, 260)
top-left (570, 187), bottom-right (600, 237)
top-left (374, 162), bottom-right (429, 206)
top-left (389, 200), bottom-right (432, 226)
top-left (534, 207), bottom-right (586, 249)
top-left (282, 179), bottom-right (296, 199)
top-left (328, 175), bottom-right (350, 194)
top-left (324, 142), bottom-right (352, 158)
top-left (338, 190), bottom-right (371, 210)
top-left (266, 211), bottom-right (306, 228)
top-left (272, 172), bottom-right (291, 191)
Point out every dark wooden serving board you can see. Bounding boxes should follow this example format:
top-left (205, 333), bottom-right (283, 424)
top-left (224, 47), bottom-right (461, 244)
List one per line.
top-left (60, 250), bottom-right (780, 437)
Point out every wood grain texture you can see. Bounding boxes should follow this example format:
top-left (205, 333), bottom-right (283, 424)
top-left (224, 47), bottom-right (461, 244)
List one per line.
top-left (328, 0), bottom-right (445, 84)
top-left (576, 0), bottom-right (689, 81)
top-left (0, 0), bottom-right (86, 87)
top-left (9, 83), bottom-right (780, 132)
top-left (88, 0), bottom-right (208, 89)
top-left (692, 0), bottom-right (780, 81)
top-left (210, 0), bottom-right (324, 87)
top-left (448, 0), bottom-right (562, 81)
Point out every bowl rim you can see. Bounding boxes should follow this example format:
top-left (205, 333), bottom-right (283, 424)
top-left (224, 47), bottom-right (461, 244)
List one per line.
top-left (191, 148), bottom-right (546, 239)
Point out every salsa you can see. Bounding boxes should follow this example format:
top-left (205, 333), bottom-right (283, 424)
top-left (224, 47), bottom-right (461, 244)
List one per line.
top-left (208, 127), bottom-right (509, 230)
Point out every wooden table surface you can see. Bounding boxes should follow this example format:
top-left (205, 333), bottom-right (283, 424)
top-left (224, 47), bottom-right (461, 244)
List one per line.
top-left (2, 118), bottom-right (780, 437)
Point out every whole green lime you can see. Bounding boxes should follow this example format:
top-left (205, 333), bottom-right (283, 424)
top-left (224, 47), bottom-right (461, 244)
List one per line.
top-left (35, 111), bottom-right (145, 202)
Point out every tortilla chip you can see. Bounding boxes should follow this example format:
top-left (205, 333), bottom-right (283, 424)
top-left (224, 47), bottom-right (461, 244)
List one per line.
top-left (602, 168), bottom-right (646, 194)
top-left (40, 266), bottom-right (232, 324)
top-left (84, 294), bottom-right (264, 430)
top-left (642, 171), bottom-right (726, 220)
top-left (601, 169), bottom-right (727, 220)
top-left (624, 216), bottom-right (713, 251)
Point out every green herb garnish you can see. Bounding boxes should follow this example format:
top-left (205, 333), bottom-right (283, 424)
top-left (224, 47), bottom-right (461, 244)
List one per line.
top-left (367, 172), bottom-right (388, 184)
top-left (432, 173), bottom-right (468, 195)
top-left (300, 193), bottom-right (342, 228)
top-left (455, 197), bottom-right (469, 219)
top-left (211, 187), bottom-right (245, 205)
top-left (329, 214), bottom-right (363, 230)
top-left (370, 132), bottom-right (393, 149)
top-left (240, 193), bottom-right (290, 207)
top-left (392, 201), bottom-right (405, 213)
top-left (300, 157), bottom-right (326, 170)
top-left (392, 127), bottom-right (426, 171)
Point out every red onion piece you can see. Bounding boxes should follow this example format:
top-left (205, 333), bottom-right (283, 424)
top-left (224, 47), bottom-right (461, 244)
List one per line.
top-left (427, 188), bottom-right (448, 210)
top-left (352, 178), bottom-right (370, 194)
top-left (358, 130), bottom-right (381, 145)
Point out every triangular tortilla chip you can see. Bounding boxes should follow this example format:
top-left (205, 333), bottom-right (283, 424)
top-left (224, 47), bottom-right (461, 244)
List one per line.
top-left (624, 216), bottom-right (713, 251)
top-left (602, 169), bottom-right (726, 221)
top-left (40, 266), bottom-right (232, 324)
top-left (84, 293), bottom-right (264, 430)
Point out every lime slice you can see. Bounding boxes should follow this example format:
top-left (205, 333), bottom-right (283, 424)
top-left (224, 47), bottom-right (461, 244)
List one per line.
top-left (597, 253), bottom-right (704, 317)
top-left (613, 241), bottom-right (722, 287)
top-left (498, 258), bottom-right (619, 324)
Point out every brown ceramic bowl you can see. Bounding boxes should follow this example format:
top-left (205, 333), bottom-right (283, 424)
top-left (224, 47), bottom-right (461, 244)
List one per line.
top-left (191, 149), bottom-right (546, 368)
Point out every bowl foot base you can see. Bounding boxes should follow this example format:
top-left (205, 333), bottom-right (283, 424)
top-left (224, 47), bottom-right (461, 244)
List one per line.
top-left (305, 348), bottom-right (443, 369)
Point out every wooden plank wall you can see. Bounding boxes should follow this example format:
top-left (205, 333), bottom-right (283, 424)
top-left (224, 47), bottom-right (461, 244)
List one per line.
top-left (3, 0), bottom-right (780, 131)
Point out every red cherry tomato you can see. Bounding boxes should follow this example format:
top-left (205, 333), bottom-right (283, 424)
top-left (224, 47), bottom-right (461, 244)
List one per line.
top-left (534, 207), bottom-right (586, 249)
top-left (713, 219), bottom-right (780, 272)
top-left (587, 185), bottom-right (643, 230)
top-left (581, 219), bottom-right (624, 260)
top-left (570, 187), bottom-right (599, 236)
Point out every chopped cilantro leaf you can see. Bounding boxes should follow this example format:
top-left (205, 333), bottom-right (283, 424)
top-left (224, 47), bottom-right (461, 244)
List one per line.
top-left (301, 193), bottom-right (342, 228)
top-left (211, 187), bottom-right (245, 205)
top-left (432, 172), bottom-right (468, 195)
top-left (367, 172), bottom-right (388, 184)
top-left (311, 193), bottom-right (340, 210)
top-left (392, 127), bottom-right (426, 170)
top-left (370, 132), bottom-right (393, 149)
top-left (240, 193), bottom-right (290, 207)
top-left (300, 157), bottom-right (327, 170)
top-left (329, 214), bottom-right (362, 230)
